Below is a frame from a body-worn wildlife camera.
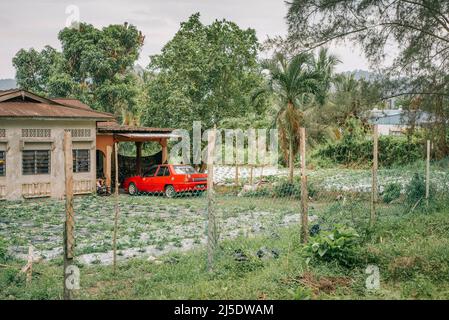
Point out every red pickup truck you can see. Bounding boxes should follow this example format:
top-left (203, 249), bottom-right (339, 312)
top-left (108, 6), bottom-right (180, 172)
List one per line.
top-left (123, 164), bottom-right (208, 197)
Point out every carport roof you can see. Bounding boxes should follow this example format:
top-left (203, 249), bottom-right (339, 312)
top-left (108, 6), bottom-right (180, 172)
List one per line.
top-left (97, 121), bottom-right (175, 134)
top-left (114, 133), bottom-right (182, 142)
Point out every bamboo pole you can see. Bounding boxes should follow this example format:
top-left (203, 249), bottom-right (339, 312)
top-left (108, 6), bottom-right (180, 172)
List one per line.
top-left (112, 142), bottom-right (120, 273)
top-left (63, 131), bottom-right (75, 300)
top-left (299, 128), bottom-right (309, 244)
top-left (426, 140), bottom-right (431, 205)
top-left (207, 126), bottom-right (217, 271)
top-left (370, 125), bottom-right (378, 228)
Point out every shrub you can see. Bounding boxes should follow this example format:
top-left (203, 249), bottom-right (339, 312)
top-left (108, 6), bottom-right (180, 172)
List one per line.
top-left (405, 173), bottom-right (430, 205)
top-left (0, 236), bottom-right (8, 263)
top-left (306, 225), bottom-right (360, 267)
top-left (382, 183), bottom-right (402, 204)
top-left (316, 135), bottom-right (424, 167)
top-left (273, 181), bottom-right (300, 198)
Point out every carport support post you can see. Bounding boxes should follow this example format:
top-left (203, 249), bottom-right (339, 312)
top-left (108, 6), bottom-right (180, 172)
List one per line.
top-left (136, 142), bottom-right (142, 176)
top-left (300, 128), bottom-right (309, 244)
top-left (370, 125), bottom-right (379, 228)
top-left (160, 139), bottom-right (168, 164)
top-left (113, 142), bottom-right (120, 274)
top-left (105, 145), bottom-right (112, 193)
top-left (63, 131), bottom-right (75, 300)
top-left (207, 126), bottom-right (217, 272)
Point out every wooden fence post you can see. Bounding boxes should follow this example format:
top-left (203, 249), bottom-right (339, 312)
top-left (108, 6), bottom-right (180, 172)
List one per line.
top-left (250, 165), bottom-right (254, 185)
top-left (63, 131), bottom-right (75, 300)
top-left (112, 142), bottom-right (120, 273)
top-left (426, 140), bottom-right (431, 205)
top-left (207, 126), bottom-right (217, 271)
top-left (300, 128), bottom-right (309, 244)
top-left (235, 164), bottom-right (239, 186)
top-left (370, 125), bottom-right (378, 228)
top-left (21, 245), bottom-right (33, 286)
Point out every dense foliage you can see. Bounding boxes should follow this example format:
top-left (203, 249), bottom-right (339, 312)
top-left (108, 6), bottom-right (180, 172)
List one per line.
top-left (13, 23), bottom-right (145, 116)
top-left (316, 133), bottom-right (425, 168)
top-left (142, 13), bottom-right (267, 130)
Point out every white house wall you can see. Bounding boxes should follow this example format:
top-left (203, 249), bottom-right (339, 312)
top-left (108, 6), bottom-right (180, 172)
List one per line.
top-left (0, 119), bottom-right (97, 201)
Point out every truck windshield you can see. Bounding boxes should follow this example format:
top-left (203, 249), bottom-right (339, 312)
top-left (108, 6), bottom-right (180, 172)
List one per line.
top-left (173, 166), bottom-right (196, 174)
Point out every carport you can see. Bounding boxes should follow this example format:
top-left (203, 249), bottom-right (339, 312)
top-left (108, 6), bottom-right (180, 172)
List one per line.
top-left (96, 122), bottom-right (178, 191)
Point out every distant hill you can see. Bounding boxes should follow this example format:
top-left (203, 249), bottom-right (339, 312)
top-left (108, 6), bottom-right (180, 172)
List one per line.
top-left (0, 78), bottom-right (16, 90)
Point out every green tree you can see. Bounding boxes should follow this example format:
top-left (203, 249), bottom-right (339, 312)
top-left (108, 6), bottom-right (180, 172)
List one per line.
top-left (13, 46), bottom-right (63, 96)
top-left (142, 13), bottom-right (268, 130)
top-left (257, 49), bottom-right (339, 181)
top-left (12, 22), bottom-right (144, 117)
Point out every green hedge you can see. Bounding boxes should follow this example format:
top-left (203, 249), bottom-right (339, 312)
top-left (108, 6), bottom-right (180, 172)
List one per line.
top-left (316, 135), bottom-right (424, 167)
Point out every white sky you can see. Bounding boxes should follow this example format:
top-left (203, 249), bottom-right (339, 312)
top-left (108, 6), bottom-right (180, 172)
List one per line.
top-left (0, 0), bottom-right (370, 79)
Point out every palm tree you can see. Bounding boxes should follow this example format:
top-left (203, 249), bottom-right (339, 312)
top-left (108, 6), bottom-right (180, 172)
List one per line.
top-left (257, 49), bottom-right (339, 182)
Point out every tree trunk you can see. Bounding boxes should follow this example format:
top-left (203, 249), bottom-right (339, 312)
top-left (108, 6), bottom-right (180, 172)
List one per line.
top-left (289, 138), bottom-right (294, 183)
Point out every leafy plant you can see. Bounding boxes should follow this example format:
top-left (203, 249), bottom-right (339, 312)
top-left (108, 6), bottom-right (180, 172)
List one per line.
top-left (0, 236), bottom-right (8, 263)
top-left (382, 183), bottom-right (402, 204)
top-left (317, 133), bottom-right (424, 168)
top-left (405, 173), bottom-right (433, 205)
top-left (273, 181), bottom-right (300, 198)
top-left (306, 225), bottom-right (360, 267)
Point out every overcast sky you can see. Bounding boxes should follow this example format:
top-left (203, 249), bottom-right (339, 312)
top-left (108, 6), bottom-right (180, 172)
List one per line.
top-left (0, 0), bottom-right (369, 79)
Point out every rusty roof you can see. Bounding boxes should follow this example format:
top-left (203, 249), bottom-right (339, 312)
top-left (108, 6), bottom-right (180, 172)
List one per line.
top-left (0, 89), bottom-right (115, 120)
top-left (97, 121), bottom-right (175, 133)
top-left (52, 98), bottom-right (92, 110)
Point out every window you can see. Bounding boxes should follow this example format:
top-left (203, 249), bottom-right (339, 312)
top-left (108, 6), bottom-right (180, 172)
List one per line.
top-left (22, 150), bottom-right (50, 175)
top-left (156, 166), bottom-right (170, 177)
top-left (173, 165), bottom-right (196, 174)
top-left (143, 166), bottom-right (158, 177)
top-left (0, 151), bottom-right (5, 176)
top-left (73, 149), bottom-right (90, 173)
top-left (22, 129), bottom-right (51, 138)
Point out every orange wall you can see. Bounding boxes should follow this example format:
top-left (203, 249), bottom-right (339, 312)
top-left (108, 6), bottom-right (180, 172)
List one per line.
top-left (96, 134), bottom-right (114, 155)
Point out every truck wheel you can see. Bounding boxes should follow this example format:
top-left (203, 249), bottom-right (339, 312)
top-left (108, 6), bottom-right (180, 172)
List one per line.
top-left (165, 185), bottom-right (176, 198)
top-left (128, 183), bottom-right (138, 196)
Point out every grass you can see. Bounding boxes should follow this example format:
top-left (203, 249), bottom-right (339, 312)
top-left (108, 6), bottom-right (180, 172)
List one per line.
top-left (1, 201), bottom-right (449, 300)
top-left (1, 165), bottom-right (448, 299)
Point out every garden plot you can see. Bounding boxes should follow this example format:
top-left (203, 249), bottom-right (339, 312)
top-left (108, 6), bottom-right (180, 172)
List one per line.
top-left (214, 166), bottom-right (449, 193)
top-left (309, 168), bottom-right (449, 193)
top-left (0, 194), bottom-right (307, 265)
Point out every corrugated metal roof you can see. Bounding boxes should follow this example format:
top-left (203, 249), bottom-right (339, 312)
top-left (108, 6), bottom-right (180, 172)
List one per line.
top-left (0, 101), bottom-right (114, 120)
top-left (52, 98), bottom-right (92, 110)
top-left (0, 89), bottom-right (115, 120)
top-left (368, 109), bottom-right (432, 125)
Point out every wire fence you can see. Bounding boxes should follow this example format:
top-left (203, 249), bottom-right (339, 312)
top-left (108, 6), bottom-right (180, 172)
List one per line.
top-left (1, 128), bottom-right (449, 298)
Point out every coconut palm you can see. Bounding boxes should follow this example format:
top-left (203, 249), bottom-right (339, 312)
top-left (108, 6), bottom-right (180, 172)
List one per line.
top-left (256, 49), bottom-right (339, 182)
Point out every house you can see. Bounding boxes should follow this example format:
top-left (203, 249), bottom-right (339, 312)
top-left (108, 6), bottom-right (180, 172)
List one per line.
top-left (0, 89), bottom-right (175, 201)
top-left (368, 108), bottom-right (432, 136)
